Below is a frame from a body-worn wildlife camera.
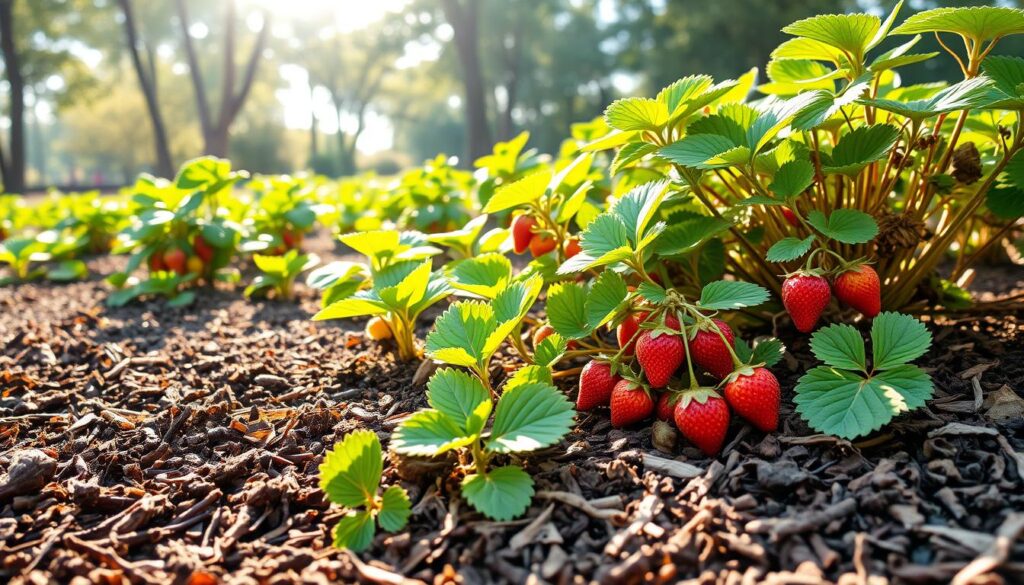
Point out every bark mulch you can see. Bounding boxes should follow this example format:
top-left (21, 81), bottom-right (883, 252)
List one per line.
top-left (1, 249), bottom-right (1023, 584)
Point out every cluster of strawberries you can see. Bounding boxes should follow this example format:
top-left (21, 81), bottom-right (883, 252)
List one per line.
top-left (781, 264), bottom-right (881, 332)
top-left (148, 234), bottom-right (216, 276)
top-left (511, 214), bottom-right (580, 258)
top-left (576, 311), bottom-right (780, 456)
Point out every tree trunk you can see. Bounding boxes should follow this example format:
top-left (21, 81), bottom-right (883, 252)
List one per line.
top-left (309, 84), bottom-right (318, 162)
top-left (0, 0), bottom-right (25, 192)
top-left (119, 0), bottom-right (174, 178)
top-left (441, 0), bottom-right (491, 166)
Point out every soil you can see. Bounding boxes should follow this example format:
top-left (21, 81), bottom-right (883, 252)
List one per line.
top-left (2, 233), bottom-right (1024, 585)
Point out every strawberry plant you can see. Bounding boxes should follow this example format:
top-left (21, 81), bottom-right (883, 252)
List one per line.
top-left (313, 230), bottom-right (452, 361)
top-left (244, 250), bottom-right (319, 300)
top-left (240, 174), bottom-right (325, 255)
top-left (794, 312), bottom-right (933, 439)
top-left (0, 232), bottom-right (88, 285)
top-left (391, 281), bottom-right (573, 520)
top-left (318, 430), bottom-right (411, 551)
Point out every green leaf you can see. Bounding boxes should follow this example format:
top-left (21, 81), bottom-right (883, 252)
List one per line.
top-left (810, 323), bottom-right (867, 371)
top-left (636, 281), bottom-right (668, 303)
top-left (504, 364), bottom-right (554, 391)
top-left (891, 6), bottom-right (1024, 42)
top-left (604, 97), bottom-right (668, 131)
top-left (482, 170), bottom-right (552, 213)
top-left (558, 213), bottom-right (632, 274)
top-left (585, 271), bottom-right (628, 331)
top-left (986, 187), bottom-right (1024, 219)
top-left (982, 55), bottom-right (1024, 109)
top-left (427, 368), bottom-right (492, 435)
top-left (378, 485), bottom-right (412, 533)
top-left (533, 334), bottom-right (567, 368)
top-left (806, 209), bottom-right (879, 244)
top-left (318, 430), bottom-right (382, 508)
top-left (332, 511), bottom-right (375, 551)
top-left (655, 216), bottom-right (732, 256)
top-left (612, 180), bottom-right (671, 246)
top-left (657, 75), bottom-right (713, 115)
top-left (426, 302), bottom-right (494, 367)
top-left (751, 338), bottom-right (786, 367)
top-left (769, 159), bottom-right (815, 198)
top-left (821, 125), bottom-right (900, 176)
top-left (783, 13), bottom-right (881, 59)
top-left (660, 134), bottom-right (739, 169)
top-left (794, 365), bottom-right (934, 439)
top-left (390, 409), bottom-right (475, 457)
top-left (379, 261), bottom-right (431, 310)
top-left (313, 295), bottom-right (389, 320)
top-left (860, 77), bottom-right (995, 121)
top-left (448, 253), bottom-right (512, 299)
top-left (461, 466), bottom-right (534, 521)
top-left (175, 156), bottom-right (233, 191)
top-left (486, 277), bottom-right (542, 356)
top-left (871, 312), bottom-right (932, 370)
top-left (487, 382), bottom-right (574, 454)
top-left (698, 280), bottom-right (770, 310)
top-left (546, 282), bottom-right (591, 340)
top-left (340, 230), bottom-right (400, 259)
top-left (766, 236), bottom-right (815, 262)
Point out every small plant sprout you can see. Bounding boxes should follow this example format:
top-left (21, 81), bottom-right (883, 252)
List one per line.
top-left (245, 250), bottom-right (319, 300)
top-left (318, 430), bottom-right (411, 551)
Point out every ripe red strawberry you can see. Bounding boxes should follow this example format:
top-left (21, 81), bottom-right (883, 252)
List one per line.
top-left (636, 330), bottom-right (684, 388)
top-left (610, 379), bottom-right (654, 427)
top-left (163, 248), bottom-right (187, 275)
top-left (565, 237), bottom-right (582, 259)
top-left (782, 273), bottom-right (831, 333)
top-left (656, 392), bottom-right (678, 421)
top-left (834, 264), bottom-right (881, 318)
top-left (674, 389), bottom-right (731, 456)
top-left (577, 360), bottom-right (620, 411)
top-left (723, 367), bottom-right (780, 432)
top-left (193, 235), bottom-right (215, 263)
top-left (781, 207), bottom-right (799, 227)
top-left (148, 250), bottom-right (166, 272)
top-left (511, 215), bottom-right (536, 254)
top-left (616, 311), bottom-right (648, 356)
top-left (529, 233), bottom-right (557, 257)
top-left (689, 319), bottom-right (736, 379)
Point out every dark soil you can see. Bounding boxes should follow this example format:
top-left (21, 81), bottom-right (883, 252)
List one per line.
top-left (2, 238), bottom-right (1024, 585)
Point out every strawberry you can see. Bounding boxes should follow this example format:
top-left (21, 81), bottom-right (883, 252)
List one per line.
top-left (723, 367), bottom-right (780, 432)
top-left (673, 389), bottom-right (731, 456)
top-left (782, 273), bottom-right (831, 333)
top-left (834, 264), bottom-right (881, 318)
top-left (565, 237), bottom-right (582, 259)
top-left (689, 319), bottom-right (736, 379)
top-left (636, 329), bottom-right (684, 388)
top-left (193, 235), bottom-right (215, 263)
top-left (616, 311), bottom-right (648, 356)
top-left (532, 324), bottom-right (555, 348)
top-left (282, 229), bottom-right (302, 250)
top-left (148, 250), bottom-right (166, 272)
top-left (656, 392), bottom-right (678, 421)
top-left (511, 215), bottom-right (537, 254)
top-left (610, 379), bottom-right (654, 427)
top-left (781, 207), bottom-right (799, 227)
top-left (163, 248), bottom-right (187, 275)
top-left (529, 233), bottom-right (557, 257)
top-left (577, 360), bottom-right (620, 411)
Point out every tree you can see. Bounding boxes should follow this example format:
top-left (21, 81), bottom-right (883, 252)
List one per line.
top-left (117, 0), bottom-right (174, 178)
top-left (439, 0), bottom-right (491, 165)
top-left (175, 0), bottom-right (269, 157)
top-left (0, 0), bottom-right (24, 193)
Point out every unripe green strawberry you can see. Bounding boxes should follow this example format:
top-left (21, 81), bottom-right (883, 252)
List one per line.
top-left (511, 215), bottom-right (536, 254)
top-left (636, 329), bottom-right (684, 388)
top-left (723, 367), bottom-right (780, 432)
top-left (609, 379), bottom-right (654, 427)
top-left (782, 273), bottom-right (831, 333)
top-left (577, 360), bottom-right (619, 411)
top-left (673, 389), bottom-right (730, 456)
top-left (834, 265), bottom-right (881, 318)
top-left (689, 318), bottom-right (736, 379)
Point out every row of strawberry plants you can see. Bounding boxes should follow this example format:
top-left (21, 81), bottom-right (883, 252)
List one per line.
top-left (311, 3), bottom-right (1024, 550)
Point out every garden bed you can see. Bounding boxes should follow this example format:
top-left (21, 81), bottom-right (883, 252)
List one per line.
top-left (1, 235), bottom-right (1023, 585)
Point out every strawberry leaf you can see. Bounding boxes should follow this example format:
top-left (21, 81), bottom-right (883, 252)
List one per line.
top-left (821, 125), bottom-right (900, 177)
top-left (871, 312), bottom-right (932, 370)
top-left (636, 281), bottom-right (668, 303)
top-left (461, 466), bottom-right (534, 522)
top-left (766, 236), bottom-right (815, 262)
top-left (318, 430), bottom-right (383, 509)
top-left (482, 170), bottom-right (552, 213)
top-left (810, 323), bottom-right (867, 371)
top-left (604, 97), bottom-right (668, 132)
top-left (448, 253), bottom-right (512, 299)
top-left (427, 368), bottom-right (492, 435)
top-left (390, 409), bottom-right (476, 457)
top-left (546, 282), bottom-right (591, 340)
top-left (585, 270), bottom-right (629, 331)
top-left (378, 486), bottom-right (412, 533)
top-left (698, 280), bottom-right (770, 310)
top-left (769, 159), bottom-right (815, 198)
top-left (890, 6), bottom-right (1024, 43)
top-left (533, 333), bottom-right (567, 368)
top-left (332, 511), bottom-right (375, 551)
top-left (504, 364), bottom-right (554, 391)
top-left (426, 302), bottom-right (494, 367)
top-left (806, 209), bottom-right (878, 244)
top-left (487, 382), bottom-right (574, 454)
